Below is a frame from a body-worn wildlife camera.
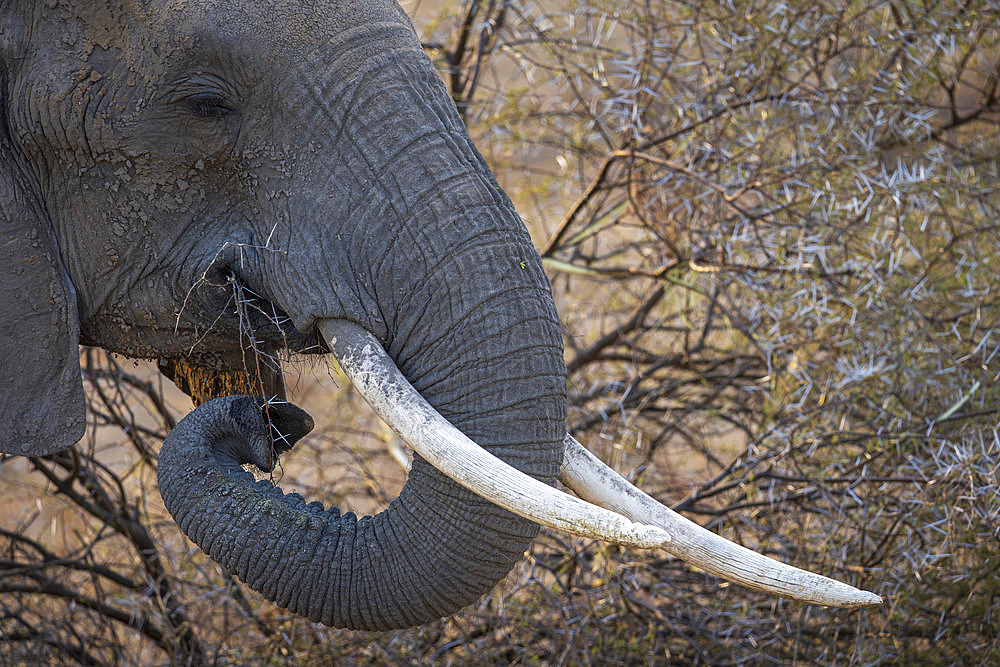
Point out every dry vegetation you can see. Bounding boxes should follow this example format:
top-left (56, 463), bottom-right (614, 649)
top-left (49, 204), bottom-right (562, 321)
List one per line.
top-left (2, 0), bottom-right (999, 664)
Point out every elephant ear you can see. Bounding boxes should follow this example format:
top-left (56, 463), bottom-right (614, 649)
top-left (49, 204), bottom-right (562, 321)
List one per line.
top-left (0, 70), bottom-right (86, 456)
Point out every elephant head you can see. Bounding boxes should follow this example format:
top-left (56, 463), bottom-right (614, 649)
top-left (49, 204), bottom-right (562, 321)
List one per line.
top-left (0, 0), bottom-right (880, 630)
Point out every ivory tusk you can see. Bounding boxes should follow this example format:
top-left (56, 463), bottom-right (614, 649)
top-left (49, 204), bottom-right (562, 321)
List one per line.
top-left (319, 319), bottom-right (672, 549)
top-left (558, 435), bottom-right (883, 608)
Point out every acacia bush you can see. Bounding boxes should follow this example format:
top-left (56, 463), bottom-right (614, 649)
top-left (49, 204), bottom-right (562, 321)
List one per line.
top-left (2, 0), bottom-right (998, 664)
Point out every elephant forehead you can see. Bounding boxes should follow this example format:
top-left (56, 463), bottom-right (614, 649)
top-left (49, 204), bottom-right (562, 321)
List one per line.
top-left (57, 0), bottom-right (421, 95)
top-left (137, 0), bottom-right (415, 59)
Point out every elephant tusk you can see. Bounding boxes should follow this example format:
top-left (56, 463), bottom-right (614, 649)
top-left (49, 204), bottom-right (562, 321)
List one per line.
top-left (319, 318), bottom-right (672, 549)
top-left (558, 435), bottom-right (883, 609)
top-left (319, 318), bottom-right (881, 607)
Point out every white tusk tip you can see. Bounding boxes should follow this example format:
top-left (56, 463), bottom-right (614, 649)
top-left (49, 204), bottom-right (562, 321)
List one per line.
top-left (560, 434), bottom-right (885, 609)
top-left (853, 591), bottom-right (883, 608)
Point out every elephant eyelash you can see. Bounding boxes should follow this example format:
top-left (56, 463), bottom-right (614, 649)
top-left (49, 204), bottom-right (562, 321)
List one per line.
top-left (184, 93), bottom-right (234, 119)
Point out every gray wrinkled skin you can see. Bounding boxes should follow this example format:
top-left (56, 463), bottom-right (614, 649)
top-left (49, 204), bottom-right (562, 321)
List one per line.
top-left (1, 1), bottom-right (567, 630)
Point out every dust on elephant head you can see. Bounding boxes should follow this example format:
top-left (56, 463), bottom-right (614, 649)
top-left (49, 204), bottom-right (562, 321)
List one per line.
top-left (1, 0), bottom-right (567, 629)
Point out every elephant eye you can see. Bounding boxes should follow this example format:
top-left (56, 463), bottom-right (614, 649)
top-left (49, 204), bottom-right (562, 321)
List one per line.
top-left (184, 93), bottom-right (234, 119)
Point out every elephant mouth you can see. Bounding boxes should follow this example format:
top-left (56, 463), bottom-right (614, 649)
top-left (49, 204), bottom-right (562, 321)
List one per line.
top-left (205, 272), bottom-right (327, 357)
top-left (156, 280), bottom-right (327, 406)
top-left (318, 318), bottom-right (883, 609)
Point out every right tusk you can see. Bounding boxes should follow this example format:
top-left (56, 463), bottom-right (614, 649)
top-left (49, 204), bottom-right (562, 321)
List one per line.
top-left (559, 435), bottom-right (883, 608)
top-left (319, 319), bottom-right (672, 550)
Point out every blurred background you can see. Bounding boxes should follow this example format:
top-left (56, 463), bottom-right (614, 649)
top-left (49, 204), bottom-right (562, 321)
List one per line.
top-left (2, 1), bottom-right (998, 663)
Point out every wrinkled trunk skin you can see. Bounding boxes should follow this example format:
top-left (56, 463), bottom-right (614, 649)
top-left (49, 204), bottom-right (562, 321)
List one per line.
top-left (157, 30), bottom-right (568, 629)
top-left (159, 287), bottom-right (565, 631)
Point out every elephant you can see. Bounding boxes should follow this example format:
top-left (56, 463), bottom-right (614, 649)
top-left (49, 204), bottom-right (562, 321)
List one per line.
top-left (0, 0), bottom-right (880, 631)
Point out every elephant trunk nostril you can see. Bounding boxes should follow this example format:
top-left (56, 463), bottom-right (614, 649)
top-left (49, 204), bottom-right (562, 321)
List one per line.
top-left (261, 400), bottom-right (314, 457)
top-left (167, 396), bottom-right (314, 474)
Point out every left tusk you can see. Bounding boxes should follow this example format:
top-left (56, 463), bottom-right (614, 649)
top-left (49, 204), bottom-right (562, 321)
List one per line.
top-left (319, 318), bottom-right (671, 549)
top-left (559, 435), bottom-right (883, 609)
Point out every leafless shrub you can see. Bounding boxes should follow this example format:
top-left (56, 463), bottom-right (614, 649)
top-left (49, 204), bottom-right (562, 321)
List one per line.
top-left (420, 0), bottom-right (999, 661)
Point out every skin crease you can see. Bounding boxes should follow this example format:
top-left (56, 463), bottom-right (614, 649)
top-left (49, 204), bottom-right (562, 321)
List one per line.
top-left (2, 0), bottom-right (569, 629)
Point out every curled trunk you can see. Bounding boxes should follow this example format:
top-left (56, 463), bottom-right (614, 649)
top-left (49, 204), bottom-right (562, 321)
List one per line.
top-left (158, 392), bottom-right (560, 630)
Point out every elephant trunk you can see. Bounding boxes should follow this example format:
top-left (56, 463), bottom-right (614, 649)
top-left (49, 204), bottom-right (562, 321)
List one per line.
top-left (157, 209), bottom-right (569, 630)
top-left (158, 347), bottom-right (562, 632)
top-left (159, 287), bottom-right (565, 631)
top-left (158, 30), bottom-right (570, 630)
top-left (158, 253), bottom-right (566, 631)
